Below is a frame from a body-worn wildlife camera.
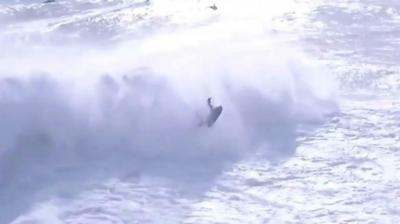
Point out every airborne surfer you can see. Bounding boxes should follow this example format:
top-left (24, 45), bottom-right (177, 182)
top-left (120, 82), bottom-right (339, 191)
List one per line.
top-left (207, 97), bottom-right (214, 110)
top-left (198, 97), bottom-right (223, 127)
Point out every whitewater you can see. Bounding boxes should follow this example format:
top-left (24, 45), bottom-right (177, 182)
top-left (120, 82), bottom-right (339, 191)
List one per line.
top-left (0, 0), bottom-right (399, 223)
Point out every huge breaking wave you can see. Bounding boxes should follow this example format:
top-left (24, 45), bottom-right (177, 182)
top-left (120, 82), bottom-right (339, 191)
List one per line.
top-left (0, 0), bottom-right (338, 223)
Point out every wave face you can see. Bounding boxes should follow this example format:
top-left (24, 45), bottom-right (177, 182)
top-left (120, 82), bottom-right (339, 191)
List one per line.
top-left (0, 0), bottom-right (337, 223)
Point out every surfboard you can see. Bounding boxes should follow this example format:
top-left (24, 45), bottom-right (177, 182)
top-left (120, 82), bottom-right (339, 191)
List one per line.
top-left (205, 106), bottom-right (223, 127)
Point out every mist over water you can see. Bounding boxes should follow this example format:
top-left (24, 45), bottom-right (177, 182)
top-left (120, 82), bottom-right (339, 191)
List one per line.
top-left (0, 0), bottom-right (338, 223)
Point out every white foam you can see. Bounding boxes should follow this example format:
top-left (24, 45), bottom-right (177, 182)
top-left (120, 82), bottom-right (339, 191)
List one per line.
top-left (0, 0), bottom-right (338, 222)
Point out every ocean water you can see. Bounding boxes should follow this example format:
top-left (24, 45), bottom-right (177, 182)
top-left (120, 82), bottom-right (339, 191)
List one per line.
top-left (0, 0), bottom-right (398, 223)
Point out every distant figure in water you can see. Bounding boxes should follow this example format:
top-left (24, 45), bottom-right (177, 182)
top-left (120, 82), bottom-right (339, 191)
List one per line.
top-left (209, 4), bottom-right (218, 10)
top-left (198, 97), bottom-right (223, 127)
top-left (43, 0), bottom-right (55, 3)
